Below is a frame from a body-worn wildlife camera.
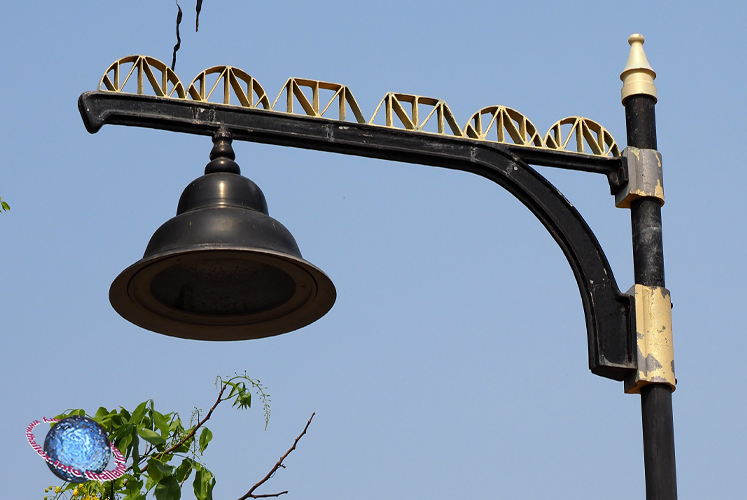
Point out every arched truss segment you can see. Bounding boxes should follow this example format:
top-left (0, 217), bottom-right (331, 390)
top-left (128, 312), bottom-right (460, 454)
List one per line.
top-left (465, 106), bottom-right (545, 147)
top-left (369, 93), bottom-right (464, 137)
top-left (99, 56), bottom-right (186, 98)
top-left (187, 66), bottom-right (271, 109)
top-left (545, 117), bottom-right (620, 157)
top-left (271, 78), bottom-right (366, 123)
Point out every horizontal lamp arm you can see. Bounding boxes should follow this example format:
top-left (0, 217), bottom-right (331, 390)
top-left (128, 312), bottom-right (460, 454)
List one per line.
top-left (80, 92), bottom-right (628, 192)
top-left (79, 90), bottom-right (636, 381)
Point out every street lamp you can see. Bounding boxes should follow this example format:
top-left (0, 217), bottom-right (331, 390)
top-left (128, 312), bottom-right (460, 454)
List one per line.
top-left (79, 35), bottom-right (676, 499)
top-left (109, 129), bottom-right (336, 341)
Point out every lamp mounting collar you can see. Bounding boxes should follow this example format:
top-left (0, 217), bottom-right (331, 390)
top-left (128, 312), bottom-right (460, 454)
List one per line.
top-left (205, 128), bottom-right (240, 174)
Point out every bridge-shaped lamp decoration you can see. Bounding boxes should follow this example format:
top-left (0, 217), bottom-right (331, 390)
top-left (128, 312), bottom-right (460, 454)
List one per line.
top-left (79, 34), bottom-right (677, 499)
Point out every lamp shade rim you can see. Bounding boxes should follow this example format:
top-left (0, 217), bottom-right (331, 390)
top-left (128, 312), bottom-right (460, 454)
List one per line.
top-left (110, 246), bottom-right (336, 341)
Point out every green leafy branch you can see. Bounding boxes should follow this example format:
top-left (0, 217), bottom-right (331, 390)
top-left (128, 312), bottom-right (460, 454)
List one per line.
top-left (44, 373), bottom-right (313, 500)
top-left (218, 373), bottom-right (271, 430)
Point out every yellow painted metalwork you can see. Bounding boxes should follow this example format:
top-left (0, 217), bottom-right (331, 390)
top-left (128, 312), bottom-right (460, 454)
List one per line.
top-left (99, 56), bottom-right (186, 98)
top-left (187, 66), bottom-right (271, 109)
top-left (616, 147), bottom-right (665, 208)
top-left (369, 93), bottom-right (463, 137)
top-left (625, 285), bottom-right (676, 394)
top-left (620, 34), bottom-right (657, 104)
top-left (272, 78), bottom-right (365, 123)
top-left (545, 117), bottom-right (620, 157)
top-left (96, 56), bottom-right (623, 158)
top-left (465, 106), bottom-right (544, 147)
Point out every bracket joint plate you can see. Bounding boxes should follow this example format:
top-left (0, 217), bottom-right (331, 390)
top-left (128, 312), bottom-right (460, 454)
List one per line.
top-left (615, 147), bottom-right (664, 208)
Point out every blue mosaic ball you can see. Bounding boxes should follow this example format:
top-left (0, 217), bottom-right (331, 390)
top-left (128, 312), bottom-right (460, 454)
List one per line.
top-left (43, 416), bottom-right (111, 483)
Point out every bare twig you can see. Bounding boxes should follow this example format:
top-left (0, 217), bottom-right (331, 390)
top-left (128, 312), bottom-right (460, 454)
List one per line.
top-left (237, 413), bottom-right (315, 500)
top-left (140, 384), bottom-right (227, 474)
top-left (135, 443), bottom-right (153, 467)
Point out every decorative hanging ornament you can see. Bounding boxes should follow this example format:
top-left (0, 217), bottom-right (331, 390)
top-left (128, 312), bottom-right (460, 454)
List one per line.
top-left (26, 416), bottom-right (126, 483)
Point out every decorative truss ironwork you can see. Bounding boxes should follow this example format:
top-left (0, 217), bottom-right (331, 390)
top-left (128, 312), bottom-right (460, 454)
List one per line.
top-left (83, 55), bottom-right (636, 383)
top-left (187, 65), bottom-right (271, 109)
top-left (100, 55), bottom-right (186, 98)
top-left (98, 55), bottom-right (619, 158)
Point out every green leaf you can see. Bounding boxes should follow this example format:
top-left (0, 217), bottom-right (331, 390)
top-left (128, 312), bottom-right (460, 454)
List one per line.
top-left (117, 474), bottom-right (142, 496)
top-left (193, 468), bottom-right (215, 500)
top-left (153, 410), bottom-right (171, 437)
top-left (198, 428), bottom-right (213, 453)
top-left (206, 474), bottom-right (216, 500)
top-left (145, 475), bottom-right (157, 492)
top-left (111, 422), bottom-right (134, 455)
top-left (51, 409), bottom-right (85, 428)
top-left (117, 431), bottom-right (133, 456)
top-left (130, 401), bottom-right (148, 425)
top-left (174, 458), bottom-right (194, 483)
top-left (118, 407), bottom-right (132, 423)
top-left (226, 383), bottom-right (239, 400)
top-left (147, 458), bottom-right (174, 483)
top-left (93, 407), bottom-right (114, 431)
top-left (155, 475), bottom-right (181, 500)
top-left (131, 428), bottom-right (141, 464)
top-left (193, 469), bottom-right (205, 500)
top-left (169, 416), bottom-right (184, 433)
top-left (171, 442), bottom-right (190, 453)
top-left (115, 480), bottom-right (128, 494)
top-left (1, 200), bottom-right (9, 211)
top-left (236, 391), bottom-right (252, 410)
top-left (138, 427), bottom-right (167, 447)
top-left (173, 425), bottom-right (195, 452)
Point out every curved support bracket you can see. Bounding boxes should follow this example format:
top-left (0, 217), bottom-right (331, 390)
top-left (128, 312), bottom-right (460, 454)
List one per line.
top-left (79, 91), bottom-right (636, 381)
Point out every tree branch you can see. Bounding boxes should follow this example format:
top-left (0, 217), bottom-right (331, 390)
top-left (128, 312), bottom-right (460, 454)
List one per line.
top-left (237, 413), bottom-right (315, 500)
top-left (140, 384), bottom-right (227, 474)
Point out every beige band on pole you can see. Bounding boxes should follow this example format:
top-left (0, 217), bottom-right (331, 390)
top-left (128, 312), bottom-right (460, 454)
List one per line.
top-left (624, 285), bottom-right (676, 394)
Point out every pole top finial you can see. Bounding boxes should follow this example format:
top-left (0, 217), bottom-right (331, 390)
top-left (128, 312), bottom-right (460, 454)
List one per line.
top-left (628, 33), bottom-right (645, 45)
top-left (620, 33), bottom-right (657, 105)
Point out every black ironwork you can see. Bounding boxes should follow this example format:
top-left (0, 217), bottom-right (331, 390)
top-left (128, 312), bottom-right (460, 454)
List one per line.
top-left (625, 94), bottom-right (678, 500)
top-left (79, 91), bottom-right (636, 381)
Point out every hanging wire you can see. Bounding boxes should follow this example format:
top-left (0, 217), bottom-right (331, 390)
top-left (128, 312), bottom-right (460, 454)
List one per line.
top-left (196, 0), bottom-right (203, 31)
top-left (171, 0), bottom-right (183, 70)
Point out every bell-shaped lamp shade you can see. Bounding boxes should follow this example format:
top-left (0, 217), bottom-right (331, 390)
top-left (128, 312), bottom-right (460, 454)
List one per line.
top-left (109, 133), bottom-right (336, 340)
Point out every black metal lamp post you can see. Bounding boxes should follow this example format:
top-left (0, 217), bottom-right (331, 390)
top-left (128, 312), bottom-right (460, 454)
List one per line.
top-left (79, 35), bottom-right (676, 498)
top-left (622, 35), bottom-right (678, 500)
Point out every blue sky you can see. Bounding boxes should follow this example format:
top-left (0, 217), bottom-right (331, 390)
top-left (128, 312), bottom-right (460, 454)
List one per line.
top-left (1, 1), bottom-right (745, 498)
